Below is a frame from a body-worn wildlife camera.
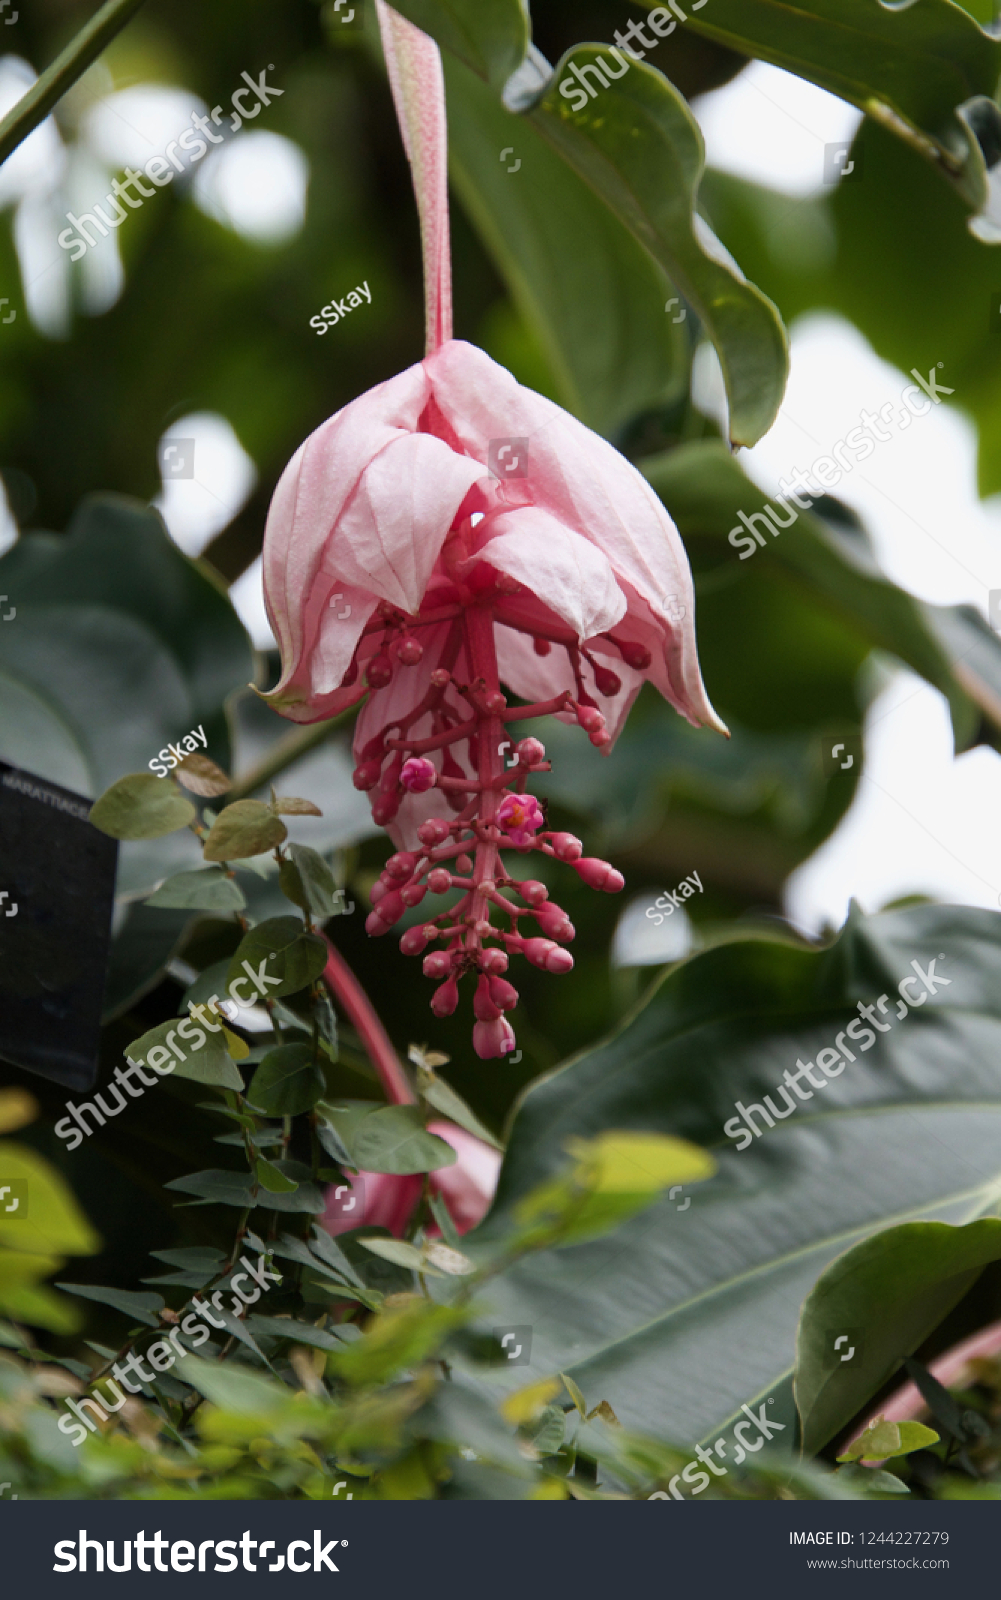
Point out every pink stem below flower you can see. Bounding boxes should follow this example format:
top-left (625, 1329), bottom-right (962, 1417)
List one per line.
top-left (375, 0), bottom-right (452, 355)
top-left (321, 936), bottom-right (415, 1105)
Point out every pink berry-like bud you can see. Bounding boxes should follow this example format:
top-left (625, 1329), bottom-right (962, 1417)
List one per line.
top-left (522, 937), bottom-right (574, 974)
top-left (550, 832), bottom-right (583, 863)
top-left (488, 976), bottom-right (519, 1011)
top-left (397, 637), bottom-right (423, 666)
top-left (401, 882), bottom-right (427, 908)
top-left (533, 637), bottom-right (552, 656)
top-left (385, 852), bottom-right (417, 880)
top-left (353, 760), bottom-right (382, 791)
top-left (418, 818), bottom-right (451, 847)
top-left (618, 640), bottom-right (651, 671)
top-left (366, 654), bottom-right (393, 689)
top-left (484, 690), bottom-right (507, 715)
top-left (429, 668), bottom-right (451, 689)
top-left (479, 947), bottom-right (509, 975)
top-left (518, 879), bottom-right (549, 907)
top-left (427, 867), bottom-right (452, 894)
top-left (431, 976), bottom-right (460, 1017)
top-left (536, 905), bottom-right (575, 942)
top-left (456, 853), bottom-right (473, 873)
top-left (573, 857), bottom-right (625, 893)
top-left (423, 950), bottom-right (453, 979)
top-left (473, 975), bottom-right (503, 1022)
top-left (369, 877), bottom-right (387, 905)
top-left (593, 665), bottom-right (622, 698)
top-left (370, 889), bottom-right (404, 926)
top-left (516, 737), bottom-right (546, 766)
top-left (473, 1017), bottom-right (516, 1060)
top-left (472, 919), bottom-right (492, 939)
top-left (576, 704), bottom-right (605, 735)
top-left (400, 757), bottom-right (437, 794)
top-left (371, 794), bottom-right (400, 826)
top-left (400, 924), bottom-right (432, 956)
top-left (590, 729), bottom-right (613, 750)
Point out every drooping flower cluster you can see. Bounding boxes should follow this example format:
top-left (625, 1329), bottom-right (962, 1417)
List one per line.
top-left (260, 3), bottom-right (725, 1060)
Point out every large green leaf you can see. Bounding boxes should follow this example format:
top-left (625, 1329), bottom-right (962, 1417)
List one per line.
top-left (678, 0), bottom-right (1001, 220)
top-left (643, 440), bottom-right (1001, 749)
top-left (464, 903), bottom-right (1001, 1444)
top-left (795, 1219), bottom-right (1001, 1456)
top-left (386, 0), bottom-right (530, 85)
top-left (444, 51), bottom-right (688, 438)
top-left (526, 50), bottom-right (788, 444)
top-left (351, 1105), bottom-right (457, 1175)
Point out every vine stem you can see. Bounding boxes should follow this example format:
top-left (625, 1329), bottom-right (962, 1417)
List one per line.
top-left (0, 0), bottom-right (148, 168)
top-left (321, 937), bottom-right (415, 1106)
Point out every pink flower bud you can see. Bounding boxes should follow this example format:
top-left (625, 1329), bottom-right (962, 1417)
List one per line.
top-left (516, 737), bottom-right (546, 766)
top-left (366, 910), bottom-right (391, 936)
top-left (352, 760), bottom-right (382, 791)
top-left (535, 905), bottom-right (575, 942)
top-left (369, 889), bottom-right (404, 927)
top-left (575, 704), bottom-right (605, 735)
top-left (473, 1017), bottom-right (516, 1060)
top-left (418, 818), bottom-right (451, 847)
top-left (427, 867), bottom-right (452, 894)
top-left (371, 794), bottom-right (401, 826)
top-left (400, 924), bottom-right (432, 955)
top-left (521, 937), bottom-right (557, 970)
top-left (473, 975), bottom-right (503, 1022)
top-left (550, 832), bottom-right (583, 863)
top-left (397, 637), bottom-right (423, 665)
top-left (590, 729), bottom-right (613, 750)
top-left (400, 757), bottom-right (437, 794)
top-left (366, 654), bottom-right (393, 689)
top-left (471, 918), bottom-right (492, 938)
top-left (573, 857), bottom-right (625, 893)
top-left (518, 879), bottom-right (549, 907)
top-left (593, 665), bottom-right (622, 698)
top-left (369, 877), bottom-right (387, 905)
top-left (488, 976), bottom-right (519, 1011)
top-left (479, 947), bottom-right (508, 975)
top-left (618, 640), bottom-right (651, 670)
top-left (385, 852), bottom-right (417, 880)
top-left (484, 690), bottom-right (507, 715)
top-left (456, 853), bottom-right (473, 873)
top-left (431, 976), bottom-right (460, 1017)
top-left (423, 950), bottom-right (453, 979)
top-left (401, 882), bottom-right (427, 908)
top-left (429, 668), bottom-right (451, 689)
top-left (533, 637), bottom-right (552, 656)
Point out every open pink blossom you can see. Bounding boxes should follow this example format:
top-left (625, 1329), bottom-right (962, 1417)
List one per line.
top-left (260, 2), bottom-right (725, 1058)
top-left (319, 1120), bottom-right (501, 1240)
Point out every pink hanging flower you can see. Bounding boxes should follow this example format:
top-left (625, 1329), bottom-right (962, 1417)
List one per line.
top-left (261, 2), bottom-right (725, 1060)
top-left (320, 1120), bottom-right (501, 1239)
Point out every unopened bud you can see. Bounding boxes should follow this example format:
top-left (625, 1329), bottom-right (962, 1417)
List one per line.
top-left (473, 1017), bottom-right (516, 1060)
top-left (473, 975), bottom-right (503, 1022)
top-left (589, 729), bottom-right (613, 750)
top-left (484, 690), bottom-right (507, 716)
top-left (430, 668), bottom-right (451, 689)
top-left (353, 760), bottom-right (382, 791)
top-left (479, 947), bottom-right (509, 975)
top-left (397, 637), bottom-right (423, 666)
top-left (431, 976), bottom-right (460, 1017)
top-left (423, 950), bottom-right (453, 980)
top-left (400, 757), bottom-right (437, 794)
top-left (488, 976), bottom-right (519, 1012)
top-left (573, 857), bottom-right (625, 893)
top-left (369, 877), bottom-right (387, 905)
top-left (400, 925), bottom-right (432, 956)
top-left (385, 852), bottom-right (417, 880)
top-left (575, 704), bottom-right (605, 735)
top-left (535, 905), bottom-right (575, 942)
top-left (618, 640), bottom-right (651, 671)
top-left (593, 665), bottom-right (622, 698)
top-left (518, 879), bottom-right (549, 907)
top-left (427, 867), bottom-right (452, 894)
top-left (516, 737), bottom-right (546, 766)
top-left (456, 853), bottom-right (473, 873)
top-left (401, 882), bottom-right (427, 908)
top-left (550, 832), bottom-right (583, 863)
top-left (418, 818), bottom-right (451, 847)
top-left (369, 889), bottom-right (403, 926)
top-left (521, 937), bottom-right (574, 974)
top-left (371, 794), bottom-right (401, 826)
top-left (366, 654), bottom-right (393, 689)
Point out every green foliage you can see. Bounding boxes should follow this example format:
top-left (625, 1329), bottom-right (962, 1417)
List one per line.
top-left (226, 917), bottom-right (328, 999)
top-left (248, 1044), bottom-right (327, 1117)
top-left (203, 800), bottom-right (288, 862)
top-left (145, 867), bottom-right (247, 911)
top-left (90, 774), bottom-right (196, 841)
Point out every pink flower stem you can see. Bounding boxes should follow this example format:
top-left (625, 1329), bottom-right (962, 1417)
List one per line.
top-left (464, 605), bottom-right (504, 948)
top-left (321, 937), bottom-right (415, 1106)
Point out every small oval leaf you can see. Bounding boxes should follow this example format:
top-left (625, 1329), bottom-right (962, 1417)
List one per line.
top-left (203, 800), bottom-right (287, 861)
top-left (90, 773), bottom-right (196, 840)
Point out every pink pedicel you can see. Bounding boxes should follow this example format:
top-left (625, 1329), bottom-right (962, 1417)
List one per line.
top-left (260, 2), bottom-right (724, 1059)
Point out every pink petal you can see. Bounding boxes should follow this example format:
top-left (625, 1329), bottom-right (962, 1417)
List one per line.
top-left (481, 507), bottom-right (626, 642)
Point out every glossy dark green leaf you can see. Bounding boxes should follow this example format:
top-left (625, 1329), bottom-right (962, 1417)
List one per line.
top-left (351, 1104), bottom-right (457, 1175)
top-left (89, 773), bottom-right (196, 841)
top-left (444, 51), bottom-right (688, 437)
top-left (309, 1225), bottom-right (367, 1291)
top-left (683, 0), bottom-right (1001, 217)
top-left (145, 866), bottom-right (246, 911)
top-left (124, 1018), bottom-right (245, 1092)
top-left (246, 1315), bottom-right (341, 1350)
top-left (248, 1043), bottom-right (326, 1117)
top-left (203, 799), bottom-right (287, 862)
top-left (256, 1156), bottom-right (299, 1194)
top-left (467, 903), bottom-right (1001, 1444)
top-left (287, 843), bottom-right (338, 919)
top-left (527, 51), bottom-right (788, 444)
top-left (226, 916), bottom-right (327, 1000)
top-left (795, 1219), bottom-right (1001, 1455)
top-left (386, 0), bottom-right (529, 86)
top-left (419, 1071), bottom-right (503, 1151)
